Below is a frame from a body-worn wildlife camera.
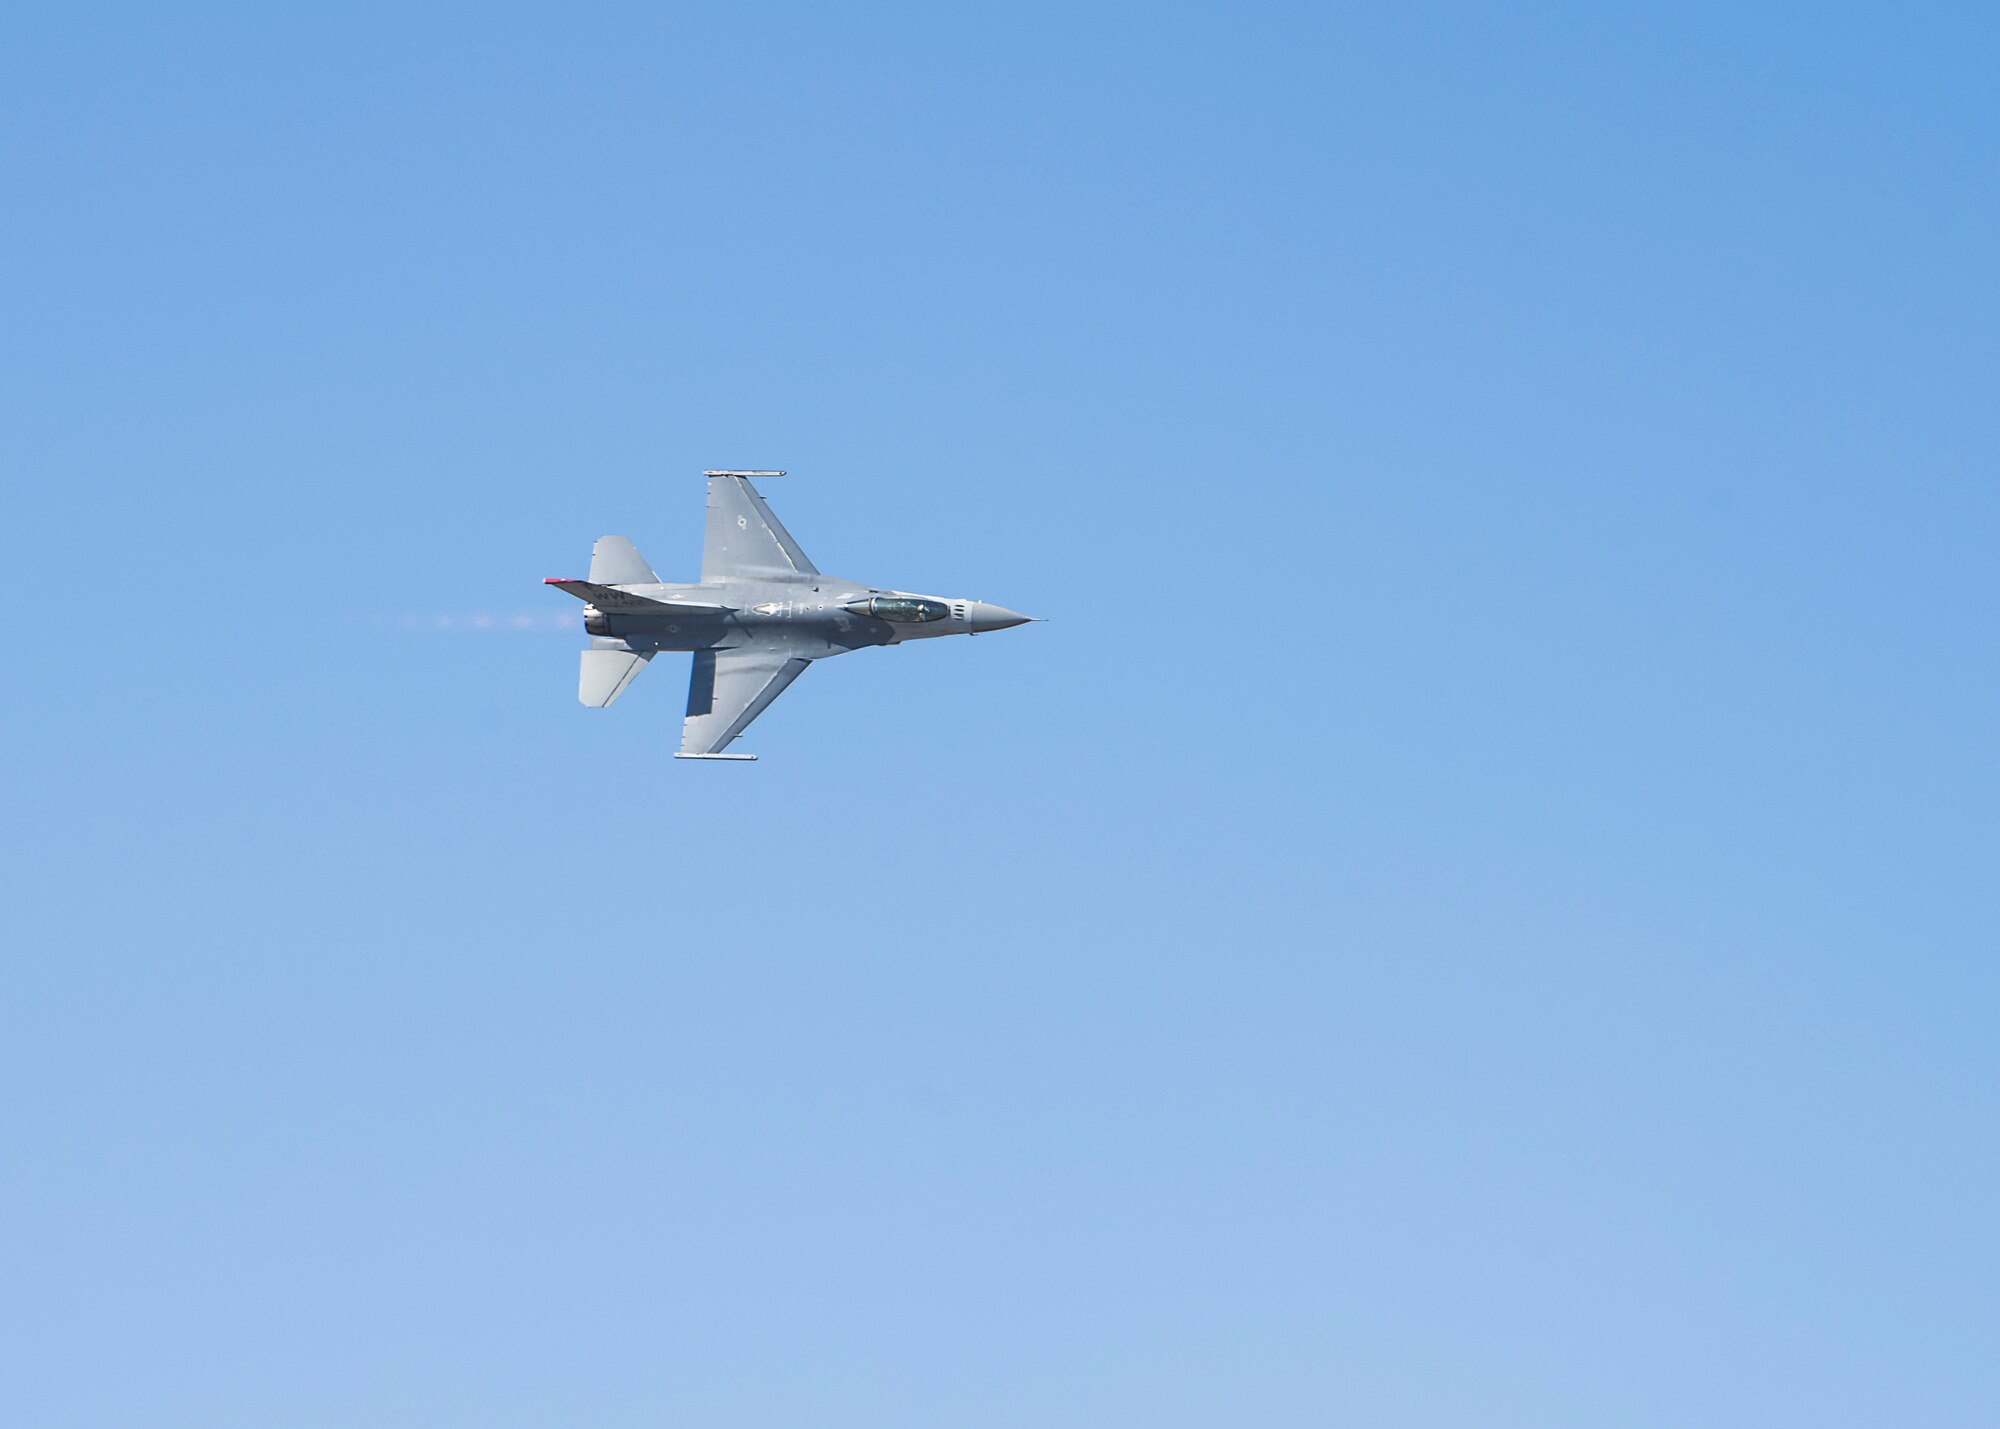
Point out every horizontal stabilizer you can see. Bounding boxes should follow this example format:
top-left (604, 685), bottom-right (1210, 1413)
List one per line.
top-left (580, 644), bottom-right (652, 707)
top-left (590, 535), bottom-right (658, 585)
top-left (544, 579), bottom-right (734, 615)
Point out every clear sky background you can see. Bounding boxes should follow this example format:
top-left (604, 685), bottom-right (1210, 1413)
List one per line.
top-left (3, 3), bottom-right (1996, 1425)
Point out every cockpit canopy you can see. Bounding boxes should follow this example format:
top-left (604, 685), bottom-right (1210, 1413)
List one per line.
top-left (848, 595), bottom-right (949, 623)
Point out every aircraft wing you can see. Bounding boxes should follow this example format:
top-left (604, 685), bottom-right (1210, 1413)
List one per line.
top-left (679, 645), bottom-right (811, 758)
top-left (701, 472), bottom-right (817, 583)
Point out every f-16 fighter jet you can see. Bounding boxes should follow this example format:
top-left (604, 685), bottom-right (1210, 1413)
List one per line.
top-left (546, 471), bottom-right (1034, 760)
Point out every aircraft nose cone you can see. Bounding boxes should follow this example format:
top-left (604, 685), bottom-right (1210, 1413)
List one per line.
top-left (967, 601), bottom-right (1031, 633)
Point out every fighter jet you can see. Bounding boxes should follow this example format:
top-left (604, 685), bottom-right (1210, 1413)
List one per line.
top-left (546, 471), bottom-right (1034, 760)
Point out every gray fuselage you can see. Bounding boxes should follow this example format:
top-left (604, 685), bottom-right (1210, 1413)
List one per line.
top-left (587, 577), bottom-right (1024, 656)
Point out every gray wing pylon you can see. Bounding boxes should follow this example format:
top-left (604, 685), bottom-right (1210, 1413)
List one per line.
top-left (680, 646), bottom-right (810, 756)
top-left (701, 474), bottom-right (817, 583)
top-left (580, 642), bottom-right (653, 707)
top-left (590, 535), bottom-right (659, 584)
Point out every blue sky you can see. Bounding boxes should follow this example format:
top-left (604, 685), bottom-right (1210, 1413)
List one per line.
top-left (3, 2), bottom-right (1996, 1424)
